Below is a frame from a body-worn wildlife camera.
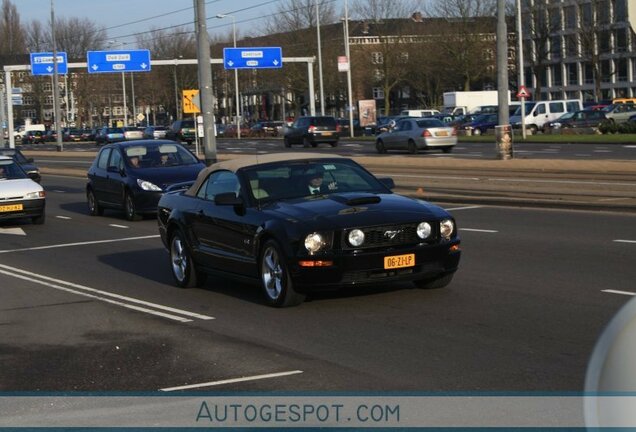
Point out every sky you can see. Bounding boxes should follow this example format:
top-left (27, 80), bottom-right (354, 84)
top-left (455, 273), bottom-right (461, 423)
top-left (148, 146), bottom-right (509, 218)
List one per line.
top-left (15, 0), bottom-right (349, 48)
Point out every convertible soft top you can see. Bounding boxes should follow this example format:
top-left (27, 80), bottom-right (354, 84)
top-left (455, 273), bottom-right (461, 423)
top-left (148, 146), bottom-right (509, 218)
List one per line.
top-left (186, 153), bottom-right (343, 196)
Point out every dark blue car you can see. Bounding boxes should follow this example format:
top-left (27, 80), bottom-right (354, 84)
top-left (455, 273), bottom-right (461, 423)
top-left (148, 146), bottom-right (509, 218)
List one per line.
top-left (462, 113), bottom-right (498, 135)
top-left (86, 140), bottom-right (205, 221)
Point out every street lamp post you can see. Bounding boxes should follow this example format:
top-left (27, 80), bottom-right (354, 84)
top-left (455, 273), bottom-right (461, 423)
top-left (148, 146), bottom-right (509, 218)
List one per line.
top-left (216, 14), bottom-right (241, 139)
top-left (173, 55), bottom-right (183, 120)
top-left (342, 0), bottom-right (354, 138)
top-left (516, 0), bottom-right (527, 139)
top-left (316, 0), bottom-right (325, 115)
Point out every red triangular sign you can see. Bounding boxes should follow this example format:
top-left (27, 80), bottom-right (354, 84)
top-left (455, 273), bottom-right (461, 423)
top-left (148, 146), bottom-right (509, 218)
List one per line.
top-left (517, 86), bottom-right (530, 98)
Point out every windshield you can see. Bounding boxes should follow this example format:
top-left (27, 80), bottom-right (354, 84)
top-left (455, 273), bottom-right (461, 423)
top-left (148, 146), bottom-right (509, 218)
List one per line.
top-left (513, 102), bottom-right (536, 116)
top-left (124, 143), bottom-right (199, 168)
top-left (242, 160), bottom-right (388, 202)
top-left (0, 150), bottom-right (28, 164)
top-left (0, 159), bottom-right (28, 180)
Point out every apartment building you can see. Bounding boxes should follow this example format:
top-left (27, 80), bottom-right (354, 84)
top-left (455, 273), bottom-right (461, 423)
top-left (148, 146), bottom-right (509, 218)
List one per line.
top-left (522, 0), bottom-right (636, 101)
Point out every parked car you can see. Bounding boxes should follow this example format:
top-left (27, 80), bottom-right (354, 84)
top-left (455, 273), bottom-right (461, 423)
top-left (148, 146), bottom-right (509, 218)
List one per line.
top-left (545, 112), bottom-right (576, 130)
top-left (44, 130), bottom-right (58, 142)
top-left (63, 129), bottom-right (83, 142)
top-left (224, 123), bottom-right (251, 138)
top-left (461, 113), bottom-right (499, 135)
top-left (95, 127), bottom-right (125, 145)
top-left (80, 129), bottom-right (97, 141)
top-left (560, 110), bottom-right (607, 128)
top-left (23, 130), bottom-right (46, 144)
top-left (0, 148), bottom-right (41, 183)
top-left (215, 124), bottom-right (226, 137)
top-left (0, 156), bottom-right (45, 224)
top-left (283, 116), bottom-right (339, 148)
top-left (122, 126), bottom-right (144, 141)
top-left (86, 140), bottom-right (205, 221)
top-left (157, 153), bottom-right (461, 307)
top-left (376, 118), bottom-right (457, 154)
top-left (602, 103), bottom-right (636, 124)
top-left (165, 119), bottom-right (196, 145)
top-left (143, 126), bottom-right (168, 140)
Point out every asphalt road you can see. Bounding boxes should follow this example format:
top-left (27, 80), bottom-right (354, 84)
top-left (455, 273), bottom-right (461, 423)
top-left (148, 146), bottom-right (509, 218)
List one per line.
top-left (11, 137), bottom-right (636, 160)
top-left (1, 174), bottom-right (634, 392)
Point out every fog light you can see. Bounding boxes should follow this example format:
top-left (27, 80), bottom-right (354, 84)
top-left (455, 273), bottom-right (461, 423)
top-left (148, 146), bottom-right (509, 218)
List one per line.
top-left (348, 229), bottom-right (365, 247)
top-left (417, 222), bottom-right (432, 239)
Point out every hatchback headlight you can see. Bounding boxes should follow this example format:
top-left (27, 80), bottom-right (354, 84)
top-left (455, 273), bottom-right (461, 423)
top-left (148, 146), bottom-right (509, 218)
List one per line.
top-left (304, 233), bottom-right (325, 254)
top-left (24, 191), bottom-right (45, 199)
top-left (417, 222), bottom-right (432, 240)
top-left (440, 219), bottom-right (455, 239)
top-left (137, 179), bottom-right (162, 191)
top-left (348, 229), bottom-right (365, 247)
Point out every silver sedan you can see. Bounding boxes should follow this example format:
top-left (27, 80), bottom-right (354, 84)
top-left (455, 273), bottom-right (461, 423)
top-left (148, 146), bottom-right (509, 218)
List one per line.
top-left (375, 118), bottom-right (457, 154)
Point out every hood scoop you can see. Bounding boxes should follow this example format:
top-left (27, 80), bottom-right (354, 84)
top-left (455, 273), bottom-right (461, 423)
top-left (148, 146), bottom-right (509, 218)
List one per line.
top-left (332, 193), bottom-right (382, 206)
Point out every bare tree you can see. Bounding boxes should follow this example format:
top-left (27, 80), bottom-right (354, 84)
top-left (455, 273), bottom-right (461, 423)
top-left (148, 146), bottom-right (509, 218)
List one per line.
top-left (265, 0), bottom-right (336, 33)
top-left (425, 0), bottom-right (497, 91)
top-left (578, 0), bottom-right (609, 102)
top-left (0, 0), bottom-right (25, 55)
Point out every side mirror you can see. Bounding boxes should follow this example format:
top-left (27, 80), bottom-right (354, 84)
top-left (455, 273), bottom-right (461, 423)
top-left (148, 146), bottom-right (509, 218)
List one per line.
top-left (214, 192), bottom-right (244, 207)
top-left (379, 177), bottom-right (395, 190)
top-left (533, 111), bottom-right (539, 117)
top-left (27, 172), bottom-right (41, 183)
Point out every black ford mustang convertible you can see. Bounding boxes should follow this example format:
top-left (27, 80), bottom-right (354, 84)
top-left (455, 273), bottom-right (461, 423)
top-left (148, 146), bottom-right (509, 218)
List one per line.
top-left (158, 153), bottom-right (461, 307)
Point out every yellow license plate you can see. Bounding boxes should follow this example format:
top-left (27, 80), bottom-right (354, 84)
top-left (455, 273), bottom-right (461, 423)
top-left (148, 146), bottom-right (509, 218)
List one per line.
top-left (0, 204), bottom-right (23, 212)
top-left (384, 254), bottom-right (415, 270)
top-left (437, 131), bottom-right (448, 137)
top-left (322, 132), bottom-right (333, 136)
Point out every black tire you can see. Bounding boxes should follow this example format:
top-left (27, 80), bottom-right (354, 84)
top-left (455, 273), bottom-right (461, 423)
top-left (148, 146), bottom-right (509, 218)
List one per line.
top-left (303, 137), bottom-right (312, 148)
top-left (376, 139), bottom-right (387, 154)
top-left (407, 140), bottom-right (418, 154)
top-left (529, 125), bottom-right (538, 135)
top-left (170, 230), bottom-right (206, 288)
top-left (124, 191), bottom-right (142, 221)
top-left (330, 141), bottom-right (338, 148)
top-left (442, 146), bottom-right (453, 154)
top-left (32, 210), bottom-right (45, 225)
top-left (260, 240), bottom-right (305, 307)
top-left (87, 188), bottom-right (104, 216)
top-left (413, 273), bottom-right (454, 290)
top-left (284, 137), bottom-right (291, 148)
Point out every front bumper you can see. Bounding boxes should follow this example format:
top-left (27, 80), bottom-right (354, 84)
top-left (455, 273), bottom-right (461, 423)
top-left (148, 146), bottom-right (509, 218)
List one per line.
top-left (132, 190), bottom-right (163, 214)
top-left (0, 198), bottom-right (45, 221)
top-left (289, 241), bottom-right (461, 291)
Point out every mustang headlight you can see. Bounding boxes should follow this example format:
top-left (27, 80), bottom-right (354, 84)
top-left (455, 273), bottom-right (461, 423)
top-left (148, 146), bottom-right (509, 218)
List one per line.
top-left (440, 219), bottom-right (455, 240)
top-left (417, 222), bottom-right (432, 240)
top-left (304, 233), bottom-right (325, 254)
top-left (137, 179), bottom-right (162, 191)
top-left (348, 229), bottom-right (365, 247)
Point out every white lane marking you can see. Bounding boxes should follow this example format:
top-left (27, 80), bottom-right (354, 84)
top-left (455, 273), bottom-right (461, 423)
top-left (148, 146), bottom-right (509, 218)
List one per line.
top-left (160, 370), bottom-right (304, 392)
top-left (56, 216), bottom-right (72, 220)
top-left (385, 173), bottom-right (481, 181)
top-left (446, 205), bottom-right (484, 211)
top-left (0, 227), bottom-right (26, 236)
top-left (602, 290), bottom-right (636, 297)
top-left (0, 235), bottom-right (160, 254)
top-left (593, 150), bottom-right (612, 153)
top-left (599, 198), bottom-right (630, 202)
top-left (488, 178), bottom-right (636, 187)
top-left (614, 239), bottom-right (636, 244)
top-left (109, 224), bottom-right (129, 229)
top-left (52, 190), bottom-right (67, 193)
top-left (623, 145), bottom-right (636, 148)
top-left (461, 228), bottom-right (498, 233)
top-left (0, 263), bottom-right (215, 322)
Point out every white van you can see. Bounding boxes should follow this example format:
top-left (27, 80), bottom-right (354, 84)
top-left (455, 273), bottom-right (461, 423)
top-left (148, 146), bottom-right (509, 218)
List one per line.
top-left (510, 100), bottom-right (582, 133)
top-left (15, 124), bottom-right (46, 141)
top-left (400, 109), bottom-right (441, 117)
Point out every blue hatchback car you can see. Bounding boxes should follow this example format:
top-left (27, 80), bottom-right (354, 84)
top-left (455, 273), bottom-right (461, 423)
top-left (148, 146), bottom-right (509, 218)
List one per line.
top-left (461, 113), bottom-right (498, 135)
top-left (86, 140), bottom-right (205, 221)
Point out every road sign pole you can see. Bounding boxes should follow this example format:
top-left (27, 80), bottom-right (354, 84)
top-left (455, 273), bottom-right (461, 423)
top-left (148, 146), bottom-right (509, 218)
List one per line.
top-left (195, 0), bottom-right (217, 165)
top-left (517, 0), bottom-right (527, 140)
top-left (5, 71), bottom-right (14, 149)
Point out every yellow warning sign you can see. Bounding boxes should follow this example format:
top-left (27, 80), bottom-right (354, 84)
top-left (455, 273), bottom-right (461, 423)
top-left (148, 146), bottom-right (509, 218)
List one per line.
top-left (182, 89), bottom-right (200, 114)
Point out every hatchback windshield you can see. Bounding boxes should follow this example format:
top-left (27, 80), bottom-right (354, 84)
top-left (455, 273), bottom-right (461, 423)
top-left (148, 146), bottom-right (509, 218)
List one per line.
top-left (243, 160), bottom-right (388, 201)
top-left (124, 143), bottom-right (199, 168)
top-left (0, 149), bottom-right (28, 164)
top-left (0, 160), bottom-right (27, 180)
top-left (310, 117), bottom-right (337, 127)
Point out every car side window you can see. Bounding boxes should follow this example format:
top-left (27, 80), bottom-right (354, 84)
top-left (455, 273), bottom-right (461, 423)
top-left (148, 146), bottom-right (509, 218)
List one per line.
top-left (536, 104), bottom-right (546, 114)
top-left (549, 102), bottom-right (564, 114)
top-left (109, 149), bottom-right (123, 170)
top-left (197, 170), bottom-right (240, 201)
top-left (97, 149), bottom-right (111, 170)
top-left (401, 121), bottom-right (412, 131)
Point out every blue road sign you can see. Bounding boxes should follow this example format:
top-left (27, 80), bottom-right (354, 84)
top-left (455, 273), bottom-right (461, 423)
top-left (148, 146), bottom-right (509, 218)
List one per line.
top-left (30, 52), bottom-right (68, 75)
top-left (223, 47), bottom-right (282, 70)
top-left (87, 50), bottom-right (151, 74)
